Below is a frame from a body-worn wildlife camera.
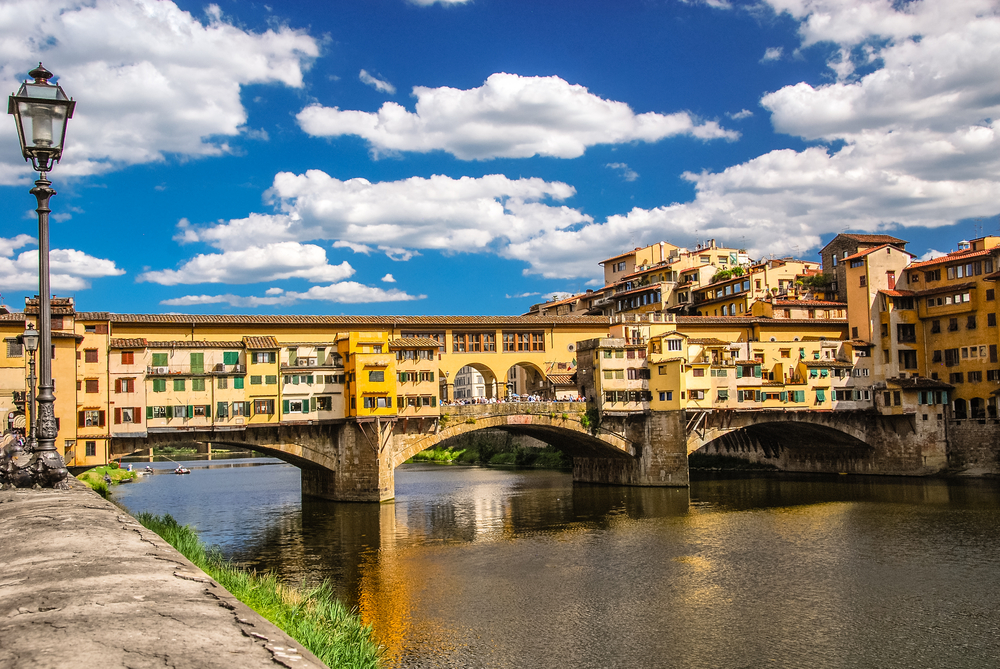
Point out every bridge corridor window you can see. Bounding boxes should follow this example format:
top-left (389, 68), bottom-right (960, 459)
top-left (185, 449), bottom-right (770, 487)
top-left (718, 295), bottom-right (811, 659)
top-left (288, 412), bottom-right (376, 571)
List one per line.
top-left (121, 350), bottom-right (134, 365)
top-left (254, 399), bottom-right (275, 415)
top-left (152, 379), bottom-right (166, 392)
top-left (173, 378), bottom-right (185, 391)
top-left (217, 402), bottom-right (229, 418)
top-left (369, 370), bottom-right (385, 383)
top-left (234, 377), bottom-right (244, 389)
top-left (218, 377), bottom-right (228, 389)
top-left (192, 378), bottom-right (206, 392)
top-left (232, 402), bottom-right (249, 416)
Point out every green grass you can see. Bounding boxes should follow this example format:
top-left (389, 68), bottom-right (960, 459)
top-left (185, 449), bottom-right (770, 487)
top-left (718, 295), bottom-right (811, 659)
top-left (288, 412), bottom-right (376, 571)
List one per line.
top-left (77, 465), bottom-right (137, 494)
top-left (134, 513), bottom-right (383, 669)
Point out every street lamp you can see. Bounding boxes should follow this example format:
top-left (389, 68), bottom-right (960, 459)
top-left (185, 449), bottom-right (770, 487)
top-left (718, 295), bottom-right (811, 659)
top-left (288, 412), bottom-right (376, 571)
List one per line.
top-left (21, 324), bottom-right (39, 451)
top-left (8, 64), bottom-right (75, 489)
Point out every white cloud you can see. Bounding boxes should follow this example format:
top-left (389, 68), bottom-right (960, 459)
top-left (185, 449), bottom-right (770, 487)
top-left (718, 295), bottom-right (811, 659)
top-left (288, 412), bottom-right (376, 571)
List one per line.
top-left (505, 292), bottom-right (540, 299)
top-left (137, 242), bottom-right (354, 285)
top-left (379, 246), bottom-right (418, 261)
top-left (381, 274), bottom-right (395, 283)
top-left (0, 0), bottom-right (318, 184)
top-left (918, 249), bottom-right (946, 262)
top-left (162, 282), bottom-right (424, 306)
top-left (606, 162), bottom-right (639, 182)
top-left (182, 171), bottom-right (590, 256)
top-left (728, 109), bottom-right (753, 120)
top-left (0, 234), bottom-right (125, 291)
top-left (296, 72), bottom-right (738, 160)
top-left (761, 47), bottom-right (783, 62)
top-left (359, 69), bottom-right (396, 94)
top-left (332, 240), bottom-right (374, 254)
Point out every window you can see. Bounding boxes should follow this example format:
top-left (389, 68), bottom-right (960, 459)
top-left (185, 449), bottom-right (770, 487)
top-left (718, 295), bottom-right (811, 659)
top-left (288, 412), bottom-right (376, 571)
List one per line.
top-left (898, 350), bottom-right (917, 369)
top-left (224, 351), bottom-right (240, 365)
top-left (250, 375), bottom-right (262, 385)
top-left (152, 378), bottom-right (166, 392)
top-left (317, 396), bottom-right (333, 411)
top-left (84, 349), bottom-right (98, 363)
top-left (115, 378), bottom-right (135, 393)
top-left (232, 402), bottom-right (248, 416)
top-left (969, 371), bottom-right (983, 382)
top-left (992, 345), bottom-right (998, 363)
top-left (362, 396), bottom-right (393, 409)
top-left (932, 350), bottom-right (942, 363)
top-left (950, 372), bottom-right (964, 384)
top-left (949, 318), bottom-right (959, 332)
top-left (253, 351), bottom-right (276, 364)
top-left (85, 441), bottom-right (96, 457)
top-left (218, 377), bottom-right (228, 389)
top-left (945, 348), bottom-right (960, 366)
top-left (968, 315), bottom-right (977, 329)
top-left (931, 320), bottom-right (941, 333)
top-left (173, 378), bottom-right (185, 391)
top-left (717, 389), bottom-right (729, 401)
top-left (369, 370), bottom-right (385, 383)
top-left (897, 324), bottom-right (916, 342)
top-left (254, 399), bottom-right (275, 415)
top-left (85, 379), bottom-right (99, 393)
top-left (990, 314), bottom-right (997, 327)
top-left (192, 378), bottom-right (205, 392)
top-left (5, 338), bottom-right (23, 358)
top-left (234, 377), bottom-right (244, 389)
top-left (627, 368), bottom-right (650, 380)
top-left (452, 333), bottom-right (496, 352)
top-left (893, 391), bottom-right (901, 406)
top-left (988, 369), bottom-right (1000, 381)
top-left (121, 351), bottom-right (134, 365)
top-left (659, 391), bottom-right (673, 401)
top-left (860, 275), bottom-right (867, 287)
top-left (692, 368), bottom-right (705, 377)
top-left (79, 410), bottom-right (104, 427)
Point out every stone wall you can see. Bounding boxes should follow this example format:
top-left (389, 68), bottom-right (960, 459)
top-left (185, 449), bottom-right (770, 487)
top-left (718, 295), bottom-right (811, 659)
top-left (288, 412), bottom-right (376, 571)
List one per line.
top-left (946, 419), bottom-right (1000, 474)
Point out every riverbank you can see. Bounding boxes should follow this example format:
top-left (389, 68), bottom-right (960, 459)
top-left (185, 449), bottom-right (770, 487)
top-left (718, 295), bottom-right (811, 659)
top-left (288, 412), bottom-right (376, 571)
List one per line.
top-left (135, 513), bottom-right (383, 668)
top-left (0, 480), bottom-right (328, 668)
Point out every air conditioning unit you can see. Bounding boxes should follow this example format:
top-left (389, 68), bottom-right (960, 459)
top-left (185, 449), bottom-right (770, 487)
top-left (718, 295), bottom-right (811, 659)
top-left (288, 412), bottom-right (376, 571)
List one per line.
top-left (233, 364), bottom-right (245, 373)
top-left (154, 366), bottom-right (168, 374)
top-left (214, 363), bottom-right (225, 372)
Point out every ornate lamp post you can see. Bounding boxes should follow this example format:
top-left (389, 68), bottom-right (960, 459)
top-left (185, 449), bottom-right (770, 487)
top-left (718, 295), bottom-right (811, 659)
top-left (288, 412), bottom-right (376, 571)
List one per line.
top-left (8, 64), bottom-right (75, 489)
top-left (21, 325), bottom-right (39, 451)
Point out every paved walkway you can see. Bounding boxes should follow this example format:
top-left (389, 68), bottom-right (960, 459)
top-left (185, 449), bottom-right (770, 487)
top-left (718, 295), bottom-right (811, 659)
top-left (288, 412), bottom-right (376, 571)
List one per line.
top-left (0, 480), bottom-right (325, 669)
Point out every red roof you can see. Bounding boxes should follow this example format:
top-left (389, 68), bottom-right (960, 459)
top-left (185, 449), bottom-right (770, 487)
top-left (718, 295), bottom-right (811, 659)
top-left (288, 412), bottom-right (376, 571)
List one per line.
top-left (841, 243), bottom-right (914, 262)
top-left (905, 247), bottom-right (995, 270)
top-left (820, 233), bottom-right (908, 253)
top-left (772, 300), bottom-right (847, 307)
top-left (879, 290), bottom-right (915, 297)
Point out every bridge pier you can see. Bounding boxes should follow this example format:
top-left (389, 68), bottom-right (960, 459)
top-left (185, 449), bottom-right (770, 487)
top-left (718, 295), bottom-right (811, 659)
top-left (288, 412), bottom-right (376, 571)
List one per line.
top-left (300, 420), bottom-right (395, 503)
top-left (574, 411), bottom-right (689, 488)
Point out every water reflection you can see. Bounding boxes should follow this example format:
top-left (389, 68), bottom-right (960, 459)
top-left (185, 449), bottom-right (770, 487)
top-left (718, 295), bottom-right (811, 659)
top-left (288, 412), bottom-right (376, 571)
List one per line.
top-left (114, 463), bottom-right (1000, 668)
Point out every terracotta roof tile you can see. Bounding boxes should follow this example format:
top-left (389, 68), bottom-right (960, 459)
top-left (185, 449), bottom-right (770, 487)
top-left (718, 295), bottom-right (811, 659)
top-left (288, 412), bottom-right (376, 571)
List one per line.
top-left (687, 337), bottom-right (730, 346)
top-left (243, 336), bottom-right (280, 349)
top-left (910, 281), bottom-right (976, 297)
top-left (803, 360), bottom-right (854, 369)
top-left (879, 290), bottom-right (915, 297)
top-left (110, 338), bottom-right (148, 348)
top-left (100, 314), bottom-right (610, 326)
top-left (906, 247), bottom-right (995, 270)
top-left (546, 374), bottom-right (575, 385)
top-left (772, 300), bottom-right (848, 307)
top-left (887, 376), bottom-right (954, 390)
top-left (841, 243), bottom-right (915, 262)
top-left (821, 234), bottom-right (908, 253)
top-left (147, 340), bottom-right (244, 349)
top-left (388, 337), bottom-right (442, 349)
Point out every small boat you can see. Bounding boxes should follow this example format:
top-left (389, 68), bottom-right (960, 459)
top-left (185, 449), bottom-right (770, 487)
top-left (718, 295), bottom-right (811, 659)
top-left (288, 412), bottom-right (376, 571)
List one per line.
top-left (174, 467), bottom-right (191, 475)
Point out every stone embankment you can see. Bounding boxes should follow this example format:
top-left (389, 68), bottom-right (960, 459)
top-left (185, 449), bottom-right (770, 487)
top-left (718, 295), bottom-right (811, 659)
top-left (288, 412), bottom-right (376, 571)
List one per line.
top-left (0, 480), bottom-right (324, 669)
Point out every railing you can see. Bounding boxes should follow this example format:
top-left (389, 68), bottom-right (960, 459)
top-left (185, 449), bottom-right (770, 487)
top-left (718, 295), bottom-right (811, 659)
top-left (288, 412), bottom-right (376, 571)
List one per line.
top-left (610, 312), bottom-right (675, 324)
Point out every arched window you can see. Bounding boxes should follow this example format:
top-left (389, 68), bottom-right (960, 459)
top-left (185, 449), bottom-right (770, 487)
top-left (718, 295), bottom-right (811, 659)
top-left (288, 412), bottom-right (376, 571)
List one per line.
top-left (970, 397), bottom-right (985, 419)
top-left (953, 398), bottom-right (968, 420)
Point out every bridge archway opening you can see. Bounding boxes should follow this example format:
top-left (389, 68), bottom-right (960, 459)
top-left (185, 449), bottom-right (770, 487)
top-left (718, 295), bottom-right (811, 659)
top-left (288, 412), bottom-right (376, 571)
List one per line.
top-left (693, 421), bottom-right (874, 469)
top-left (504, 361), bottom-right (548, 399)
top-left (448, 363), bottom-right (501, 402)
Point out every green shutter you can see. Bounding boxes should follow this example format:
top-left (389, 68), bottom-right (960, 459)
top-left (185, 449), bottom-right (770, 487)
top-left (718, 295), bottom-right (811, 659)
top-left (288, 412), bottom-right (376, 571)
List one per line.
top-left (311, 397), bottom-right (316, 412)
top-left (166, 406), bottom-right (173, 418)
top-left (190, 353), bottom-right (204, 374)
top-left (152, 353), bottom-right (168, 366)
top-left (234, 377), bottom-right (244, 389)
top-left (737, 391), bottom-right (743, 403)
top-left (736, 365), bottom-right (743, 378)
top-left (146, 406), bottom-right (153, 419)
top-left (218, 401), bottom-right (226, 417)
top-left (302, 399), bottom-right (309, 414)
top-left (816, 389), bottom-right (826, 403)
top-left (780, 391), bottom-right (788, 402)
top-left (244, 401), bottom-right (251, 416)
top-left (187, 405), bottom-right (193, 417)
top-left (283, 399), bottom-right (290, 413)
top-left (204, 404), bottom-right (211, 418)
top-left (754, 365), bottom-right (762, 378)
top-left (223, 351), bottom-right (239, 365)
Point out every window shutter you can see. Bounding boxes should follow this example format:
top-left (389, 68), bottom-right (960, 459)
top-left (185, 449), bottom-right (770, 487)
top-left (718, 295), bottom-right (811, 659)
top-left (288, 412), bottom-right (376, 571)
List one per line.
top-left (307, 375), bottom-right (314, 384)
top-left (754, 365), bottom-right (762, 378)
top-left (114, 378), bottom-right (121, 393)
top-left (223, 351), bottom-right (238, 365)
top-left (311, 397), bottom-right (316, 412)
top-left (303, 400), bottom-right (309, 414)
top-left (780, 391), bottom-right (788, 402)
top-left (244, 401), bottom-right (251, 416)
top-left (115, 408), bottom-right (122, 424)
top-left (187, 405), bottom-right (193, 418)
top-left (134, 407), bottom-right (142, 424)
top-left (96, 323), bottom-right (108, 334)
top-left (204, 404), bottom-right (211, 418)
top-left (736, 366), bottom-right (743, 378)
top-left (217, 402), bottom-right (226, 418)
top-left (78, 411), bottom-right (85, 428)
top-left (146, 406), bottom-right (153, 420)
top-left (283, 400), bottom-right (290, 413)
top-left (166, 406), bottom-right (173, 418)
top-left (98, 411), bottom-right (105, 427)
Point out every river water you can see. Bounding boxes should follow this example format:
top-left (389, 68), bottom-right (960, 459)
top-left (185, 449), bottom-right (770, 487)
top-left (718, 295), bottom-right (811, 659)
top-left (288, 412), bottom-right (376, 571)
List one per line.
top-left (114, 459), bottom-right (1000, 668)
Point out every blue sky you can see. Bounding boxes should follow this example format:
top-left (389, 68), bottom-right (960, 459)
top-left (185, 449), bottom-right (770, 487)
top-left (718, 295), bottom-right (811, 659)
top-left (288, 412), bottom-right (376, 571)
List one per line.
top-left (1, 0), bottom-right (998, 315)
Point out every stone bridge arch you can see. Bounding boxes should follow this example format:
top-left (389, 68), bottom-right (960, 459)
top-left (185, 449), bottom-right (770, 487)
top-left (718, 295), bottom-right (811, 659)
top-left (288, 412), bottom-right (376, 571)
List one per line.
top-left (686, 409), bottom-right (871, 455)
top-left (391, 403), bottom-right (630, 469)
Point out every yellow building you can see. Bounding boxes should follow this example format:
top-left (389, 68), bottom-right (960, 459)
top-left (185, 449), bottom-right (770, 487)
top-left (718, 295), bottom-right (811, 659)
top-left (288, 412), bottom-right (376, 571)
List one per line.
top-left (391, 338), bottom-right (440, 417)
top-left (339, 331), bottom-right (396, 418)
top-left (244, 336), bottom-right (281, 424)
